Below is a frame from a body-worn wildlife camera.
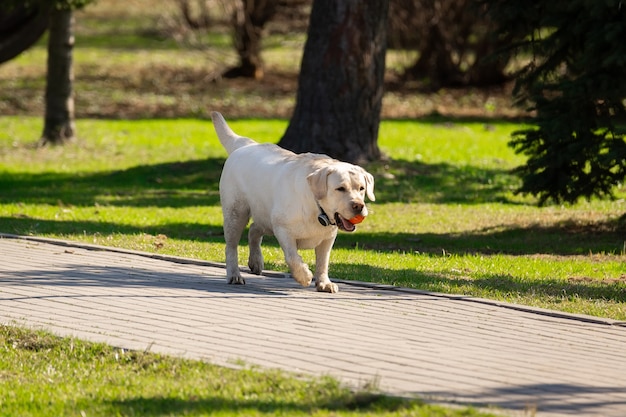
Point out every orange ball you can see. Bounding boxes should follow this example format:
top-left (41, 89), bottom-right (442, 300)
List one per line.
top-left (349, 214), bottom-right (365, 224)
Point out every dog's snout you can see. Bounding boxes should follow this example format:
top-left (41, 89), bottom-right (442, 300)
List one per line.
top-left (352, 201), bottom-right (364, 214)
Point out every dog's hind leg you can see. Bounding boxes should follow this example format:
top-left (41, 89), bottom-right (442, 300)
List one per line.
top-left (222, 204), bottom-right (250, 285)
top-left (247, 222), bottom-right (264, 275)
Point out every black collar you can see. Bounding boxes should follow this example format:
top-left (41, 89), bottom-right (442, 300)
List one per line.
top-left (317, 203), bottom-right (335, 227)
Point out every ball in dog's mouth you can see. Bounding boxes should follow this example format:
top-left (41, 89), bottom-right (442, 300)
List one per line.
top-left (349, 214), bottom-right (365, 224)
top-left (335, 213), bottom-right (357, 232)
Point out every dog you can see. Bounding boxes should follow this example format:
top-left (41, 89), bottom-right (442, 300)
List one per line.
top-left (211, 112), bottom-right (375, 293)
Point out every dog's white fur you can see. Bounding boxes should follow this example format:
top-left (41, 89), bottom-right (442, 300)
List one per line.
top-left (211, 112), bottom-right (375, 293)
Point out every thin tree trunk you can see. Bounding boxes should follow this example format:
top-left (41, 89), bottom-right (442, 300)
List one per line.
top-left (40, 7), bottom-right (75, 146)
top-left (222, 0), bottom-right (278, 80)
top-left (278, 0), bottom-right (388, 164)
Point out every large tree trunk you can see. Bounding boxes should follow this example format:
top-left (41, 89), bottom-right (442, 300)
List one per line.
top-left (40, 7), bottom-right (75, 146)
top-left (278, 0), bottom-right (388, 164)
top-left (0, 3), bottom-right (49, 64)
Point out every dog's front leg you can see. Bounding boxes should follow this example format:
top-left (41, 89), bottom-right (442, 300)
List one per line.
top-left (314, 238), bottom-right (338, 293)
top-left (274, 228), bottom-right (313, 287)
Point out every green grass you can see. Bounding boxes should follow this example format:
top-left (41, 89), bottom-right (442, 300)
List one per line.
top-left (1, 1), bottom-right (625, 413)
top-left (1, 116), bottom-right (625, 321)
top-left (2, 325), bottom-right (493, 417)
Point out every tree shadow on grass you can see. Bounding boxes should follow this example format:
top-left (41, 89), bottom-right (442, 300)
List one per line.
top-left (0, 158), bottom-right (224, 208)
top-left (334, 218), bottom-right (626, 256)
top-left (367, 158), bottom-right (524, 205)
top-left (0, 156), bottom-right (522, 209)
top-left (331, 263), bottom-right (626, 304)
top-left (104, 391), bottom-right (418, 417)
top-left (1, 153), bottom-right (623, 257)
top-left (0, 216), bottom-right (223, 243)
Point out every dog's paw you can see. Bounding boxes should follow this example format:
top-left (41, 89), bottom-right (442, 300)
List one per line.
top-left (228, 275), bottom-right (246, 285)
top-left (248, 255), bottom-right (264, 275)
top-left (291, 265), bottom-right (313, 287)
top-left (316, 281), bottom-right (339, 293)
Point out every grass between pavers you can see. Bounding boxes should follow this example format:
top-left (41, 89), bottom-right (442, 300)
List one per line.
top-left (0, 325), bottom-right (495, 417)
top-left (0, 116), bottom-right (625, 321)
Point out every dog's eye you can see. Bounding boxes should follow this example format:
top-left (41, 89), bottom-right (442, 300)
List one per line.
top-left (336, 187), bottom-right (346, 192)
top-left (360, 186), bottom-right (365, 191)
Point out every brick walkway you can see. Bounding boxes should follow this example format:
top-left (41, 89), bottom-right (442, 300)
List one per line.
top-left (1, 234), bottom-right (626, 417)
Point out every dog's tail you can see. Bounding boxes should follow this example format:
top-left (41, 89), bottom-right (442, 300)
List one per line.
top-left (211, 111), bottom-right (255, 155)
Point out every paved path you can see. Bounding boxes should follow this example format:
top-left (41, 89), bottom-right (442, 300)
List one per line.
top-left (1, 234), bottom-right (626, 417)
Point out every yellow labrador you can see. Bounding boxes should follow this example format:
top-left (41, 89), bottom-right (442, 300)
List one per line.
top-left (211, 112), bottom-right (375, 293)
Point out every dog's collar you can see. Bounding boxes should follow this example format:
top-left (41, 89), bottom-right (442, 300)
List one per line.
top-left (317, 202), bottom-right (336, 227)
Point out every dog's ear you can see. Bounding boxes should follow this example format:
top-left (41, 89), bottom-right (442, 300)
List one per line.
top-left (307, 167), bottom-right (332, 200)
top-left (360, 168), bottom-right (376, 202)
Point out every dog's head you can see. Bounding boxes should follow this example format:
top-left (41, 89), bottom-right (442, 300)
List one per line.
top-left (307, 163), bottom-right (375, 232)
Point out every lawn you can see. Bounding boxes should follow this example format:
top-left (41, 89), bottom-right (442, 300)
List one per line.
top-left (0, 1), bottom-right (625, 415)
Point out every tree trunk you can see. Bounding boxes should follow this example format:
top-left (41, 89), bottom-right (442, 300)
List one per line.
top-left (40, 7), bottom-right (75, 146)
top-left (278, 0), bottom-right (388, 164)
top-left (466, 24), bottom-right (511, 87)
top-left (403, 23), bottom-right (460, 88)
top-left (397, 0), bottom-right (511, 89)
top-left (177, 0), bottom-right (211, 29)
top-left (222, 0), bottom-right (278, 80)
top-left (0, 3), bottom-right (50, 64)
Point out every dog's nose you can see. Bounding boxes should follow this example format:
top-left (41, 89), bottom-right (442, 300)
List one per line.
top-left (352, 202), bottom-right (364, 213)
